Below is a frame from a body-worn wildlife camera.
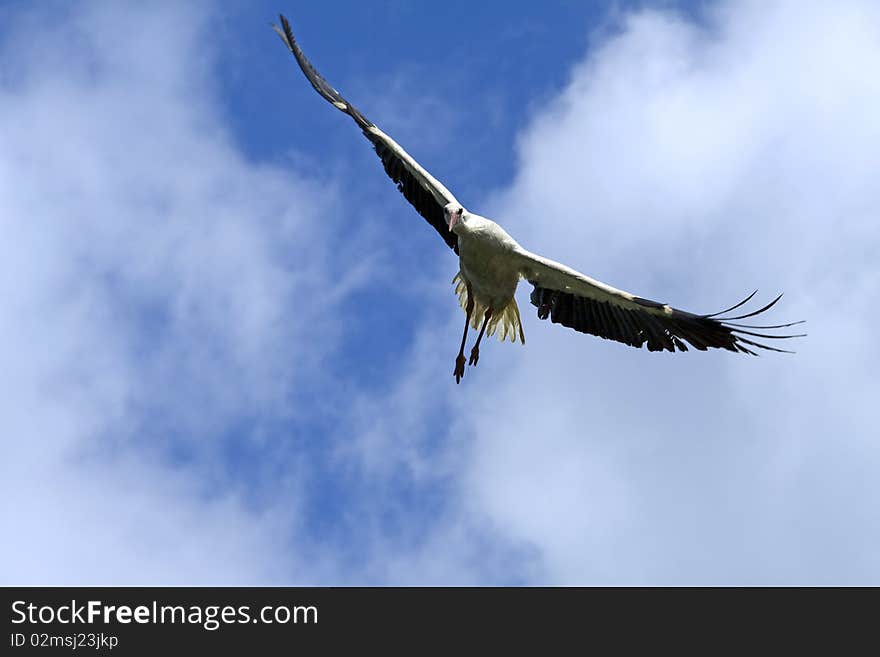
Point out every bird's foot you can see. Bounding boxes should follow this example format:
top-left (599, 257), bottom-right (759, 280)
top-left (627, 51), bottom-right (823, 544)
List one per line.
top-left (454, 354), bottom-right (466, 384)
top-left (468, 347), bottom-right (480, 367)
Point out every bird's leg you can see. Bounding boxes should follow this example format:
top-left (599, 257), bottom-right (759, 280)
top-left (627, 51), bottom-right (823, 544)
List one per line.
top-left (454, 282), bottom-right (474, 384)
top-left (469, 308), bottom-right (493, 367)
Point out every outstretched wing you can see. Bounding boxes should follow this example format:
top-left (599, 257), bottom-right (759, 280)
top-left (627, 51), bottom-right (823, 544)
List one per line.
top-left (273, 14), bottom-right (460, 253)
top-left (515, 248), bottom-right (804, 355)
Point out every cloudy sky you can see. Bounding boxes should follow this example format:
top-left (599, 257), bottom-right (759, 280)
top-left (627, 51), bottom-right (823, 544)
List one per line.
top-left (2, 0), bottom-right (878, 585)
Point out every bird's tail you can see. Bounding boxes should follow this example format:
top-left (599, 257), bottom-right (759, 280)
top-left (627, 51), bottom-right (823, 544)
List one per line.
top-left (453, 273), bottom-right (525, 344)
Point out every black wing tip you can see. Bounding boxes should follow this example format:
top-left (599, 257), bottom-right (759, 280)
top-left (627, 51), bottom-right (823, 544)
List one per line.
top-left (704, 289), bottom-right (758, 318)
top-left (279, 15), bottom-right (299, 52)
top-left (271, 14), bottom-right (293, 47)
top-left (707, 290), bottom-right (804, 355)
top-left (724, 319), bottom-right (806, 330)
top-left (530, 284), bottom-right (804, 357)
top-left (273, 13), bottom-right (375, 132)
top-left (712, 291), bottom-right (786, 322)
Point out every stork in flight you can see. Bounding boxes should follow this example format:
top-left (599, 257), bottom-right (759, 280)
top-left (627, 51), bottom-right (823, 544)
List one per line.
top-left (273, 15), bottom-right (803, 383)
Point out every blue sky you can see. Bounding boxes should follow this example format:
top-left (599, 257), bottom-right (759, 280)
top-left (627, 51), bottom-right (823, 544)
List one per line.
top-left (2, 0), bottom-right (879, 584)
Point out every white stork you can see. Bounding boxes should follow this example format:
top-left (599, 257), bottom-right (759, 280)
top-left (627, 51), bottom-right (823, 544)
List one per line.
top-left (273, 15), bottom-right (804, 383)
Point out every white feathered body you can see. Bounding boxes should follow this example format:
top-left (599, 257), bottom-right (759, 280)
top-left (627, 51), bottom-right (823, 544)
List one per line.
top-left (453, 214), bottom-right (525, 344)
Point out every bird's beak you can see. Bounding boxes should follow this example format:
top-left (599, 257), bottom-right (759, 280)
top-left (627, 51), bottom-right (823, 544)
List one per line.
top-left (448, 213), bottom-right (459, 231)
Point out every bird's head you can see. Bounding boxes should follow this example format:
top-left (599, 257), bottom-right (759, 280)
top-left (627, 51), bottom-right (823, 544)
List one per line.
top-left (444, 203), bottom-right (466, 232)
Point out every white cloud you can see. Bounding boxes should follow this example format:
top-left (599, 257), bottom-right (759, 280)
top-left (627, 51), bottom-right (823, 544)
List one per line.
top-left (0, 2), bottom-right (352, 584)
top-left (449, 0), bottom-right (880, 583)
